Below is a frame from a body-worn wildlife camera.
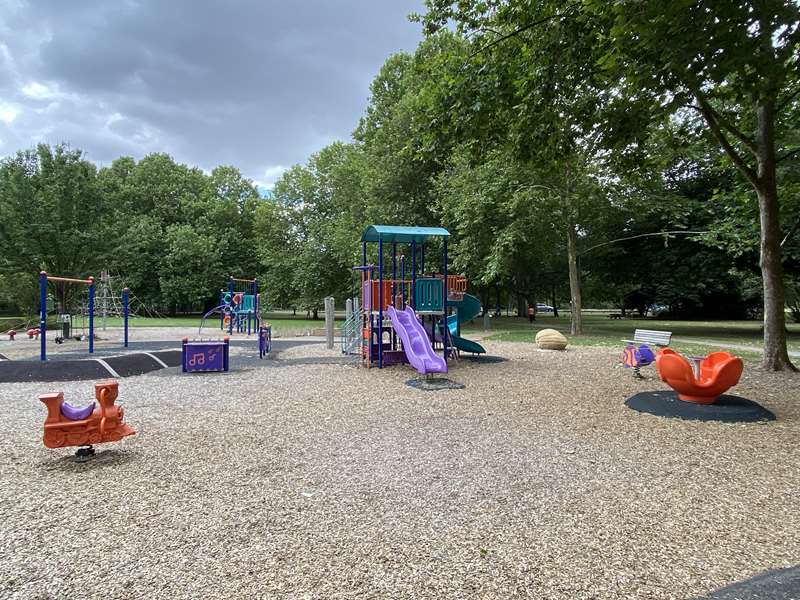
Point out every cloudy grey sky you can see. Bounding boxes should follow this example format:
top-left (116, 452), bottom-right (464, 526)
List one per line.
top-left (0, 1), bottom-right (425, 188)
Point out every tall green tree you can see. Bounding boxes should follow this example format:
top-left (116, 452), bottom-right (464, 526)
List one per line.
top-left (423, 0), bottom-right (800, 369)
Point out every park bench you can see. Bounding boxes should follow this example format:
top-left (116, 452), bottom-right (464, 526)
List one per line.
top-left (621, 329), bottom-right (672, 377)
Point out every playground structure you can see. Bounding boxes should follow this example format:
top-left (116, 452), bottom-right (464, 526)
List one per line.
top-left (656, 349), bottom-right (744, 404)
top-left (345, 225), bottom-right (486, 375)
top-left (38, 379), bottom-right (135, 458)
top-left (38, 271), bottom-right (130, 361)
top-left (219, 277), bottom-right (260, 335)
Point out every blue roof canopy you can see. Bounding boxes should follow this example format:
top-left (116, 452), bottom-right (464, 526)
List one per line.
top-left (360, 225), bottom-right (450, 243)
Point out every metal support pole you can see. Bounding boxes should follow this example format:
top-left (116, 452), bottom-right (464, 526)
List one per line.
top-left (378, 238), bottom-right (383, 369)
top-left (421, 244), bottom-right (425, 275)
top-left (442, 240), bottom-right (448, 362)
top-left (324, 296), bottom-right (335, 350)
top-left (391, 242), bottom-right (397, 305)
top-left (400, 255), bottom-right (405, 308)
top-left (40, 271), bottom-right (47, 361)
top-left (228, 277), bottom-right (234, 335)
top-left (411, 241), bottom-right (416, 310)
top-left (88, 277), bottom-right (95, 354)
top-left (123, 287), bottom-right (129, 348)
top-left (391, 242), bottom-right (397, 349)
top-left (253, 279), bottom-right (258, 331)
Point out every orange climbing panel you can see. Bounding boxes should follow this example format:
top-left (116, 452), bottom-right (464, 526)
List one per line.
top-left (39, 379), bottom-right (136, 449)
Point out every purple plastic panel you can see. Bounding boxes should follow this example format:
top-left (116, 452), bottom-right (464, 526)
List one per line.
top-left (184, 342), bottom-right (226, 372)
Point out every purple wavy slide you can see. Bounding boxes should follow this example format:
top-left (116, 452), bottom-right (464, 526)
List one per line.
top-left (386, 305), bottom-right (447, 375)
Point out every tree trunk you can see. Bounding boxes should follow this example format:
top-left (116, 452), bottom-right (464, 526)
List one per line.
top-left (312, 308), bottom-right (318, 320)
top-left (516, 293), bottom-right (526, 318)
top-left (755, 103), bottom-right (795, 370)
top-left (566, 223), bottom-right (583, 335)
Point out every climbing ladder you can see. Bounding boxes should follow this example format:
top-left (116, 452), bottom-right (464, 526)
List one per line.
top-left (340, 305), bottom-right (363, 355)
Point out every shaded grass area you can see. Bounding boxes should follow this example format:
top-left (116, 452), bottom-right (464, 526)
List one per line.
top-left (463, 313), bottom-right (800, 360)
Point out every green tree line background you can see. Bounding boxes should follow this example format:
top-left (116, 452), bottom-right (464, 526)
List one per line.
top-left (1, 2), bottom-right (798, 368)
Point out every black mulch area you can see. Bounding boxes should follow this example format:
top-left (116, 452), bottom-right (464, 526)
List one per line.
top-left (104, 353), bottom-right (165, 378)
top-left (693, 566), bottom-right (800, 599)
top-left (0, 340), bottom-right (313, 383)
top-left (459, 355), bottom-right (507, 364)
top-left (405, 377), bottom-right (466, 391)
top-left (0, 359), bottom-right (110, 383)
top-left (150, 350), bottom-right (182, 367)
top-left (625, 390), bottom-right (776, 423)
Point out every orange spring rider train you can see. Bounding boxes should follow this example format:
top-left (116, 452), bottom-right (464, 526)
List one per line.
top-left (39, 380), bottom-right (135, 454)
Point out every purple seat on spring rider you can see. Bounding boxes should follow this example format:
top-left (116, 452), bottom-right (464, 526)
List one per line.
top-left (60, 402), bottom-right (95, 421)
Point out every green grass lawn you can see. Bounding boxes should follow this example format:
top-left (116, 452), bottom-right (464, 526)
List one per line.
top-left (462, 313), bottom-right (800, 360)
top-left (0, 313), bottom-right (343, 337)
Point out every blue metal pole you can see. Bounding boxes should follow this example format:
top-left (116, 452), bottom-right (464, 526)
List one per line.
top-left (378, 238), bottom-right (383, 369)
top-left (253, 279), bottom-right (258, 330)
top-left (421, 244), bottom-right (425, 275)
top-left (39, 271), bottom-right (47, 361)
top-left (443, 240), bottom-right (448, 362)
top-left (88, 277), bottom-right (95, 354)
top-left (400, 255), bottom-right (405, 308)
top-left (392, 242), bottom-right (397, 304)
top-left (411, 241), bottom-right (416, 310)
top-left (391, 242), bottom-right (397, 349)
top-left (123, 287), bottom-right (129, 348)
top-left (228, 277), bottom-right (234, 335)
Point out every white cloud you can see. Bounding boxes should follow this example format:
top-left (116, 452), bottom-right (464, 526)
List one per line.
top-left (0, 102), bottom-right (20, 124)
top-left (21, 81), bottom-right (50, 98)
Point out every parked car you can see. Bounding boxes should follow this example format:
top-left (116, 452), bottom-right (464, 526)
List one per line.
top-left (536, 303), bottom-right (555, 313)
top-left (648, 303), bottom-right (668, 317)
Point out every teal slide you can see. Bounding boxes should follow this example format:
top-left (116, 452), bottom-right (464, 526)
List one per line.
top-left (447, 293), bottom-right (486, 354)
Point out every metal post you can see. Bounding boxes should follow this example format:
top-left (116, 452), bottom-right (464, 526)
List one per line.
top-left (391, 242), bottom-right (397, 306)
top-left (228, 278), bottom-right (234, 335)
top-left (378, 238), bottom-right (383, 369)
top-left (391, 242), bottom-right (397, 349)
top-left (220, 289), bottom-right (225, 330)
top-left (40, 271), bottom-right (47, 361)
top-left (400, 255), bottom-right (405, 308)
top-left (253, 279), bottom-right (258, 331)
top-left (324, 296), bottom-right (335, 349)
top-left (88, 277), bottom-right (95, 354)
top-left (411, 241), bottom-right (416, 310)
top-left (442, 239), bottom-right (448, 362)
top-left (346, 298), bottom-right (353, 322)
top-left (421, 244), bottom-right (425, 275)
top-left (122, 287), bottom-right (129, 348)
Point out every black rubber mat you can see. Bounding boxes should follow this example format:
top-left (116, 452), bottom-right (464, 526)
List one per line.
top-left (104, 353), bottom-right (164, 377)
top-left (0, 358), bottom-right (110, 383)
top-left (0, 341), bottom-right (309, 382)
top-left (625, 390), bottom-right (776, 423)
top-left (693, 565), bottom-right (800, 599)
top-left (405, 377), bottom-right (466, 391)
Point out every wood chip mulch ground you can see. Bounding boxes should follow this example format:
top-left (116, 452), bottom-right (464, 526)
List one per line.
top-left (1, 341), bottom-right (798, 599)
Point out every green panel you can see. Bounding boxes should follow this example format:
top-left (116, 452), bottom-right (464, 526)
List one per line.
top-left (415, 278), bottom-right (443, 312)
